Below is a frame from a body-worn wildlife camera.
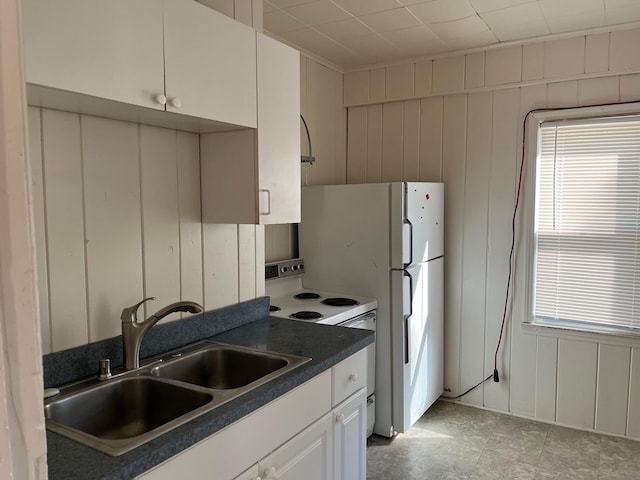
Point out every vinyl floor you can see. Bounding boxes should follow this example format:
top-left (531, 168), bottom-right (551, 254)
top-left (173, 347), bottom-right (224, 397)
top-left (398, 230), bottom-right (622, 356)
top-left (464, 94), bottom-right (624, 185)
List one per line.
top-left (366, 400), bottom-right (640, 479)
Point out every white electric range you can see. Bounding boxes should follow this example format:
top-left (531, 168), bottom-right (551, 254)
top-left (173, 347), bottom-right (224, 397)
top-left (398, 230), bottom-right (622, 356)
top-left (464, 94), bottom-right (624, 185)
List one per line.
top-left (265, 258), bottom-right (377, 436)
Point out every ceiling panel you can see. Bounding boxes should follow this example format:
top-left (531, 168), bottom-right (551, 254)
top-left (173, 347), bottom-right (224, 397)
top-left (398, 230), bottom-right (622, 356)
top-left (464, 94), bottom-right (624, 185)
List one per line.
top-left (262, 0), bottom-right (640, 69)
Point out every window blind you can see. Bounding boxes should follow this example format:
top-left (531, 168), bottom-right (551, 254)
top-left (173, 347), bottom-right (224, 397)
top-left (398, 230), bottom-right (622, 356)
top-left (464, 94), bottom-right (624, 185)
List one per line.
top-left (534, 116), bottom-right (640, 331)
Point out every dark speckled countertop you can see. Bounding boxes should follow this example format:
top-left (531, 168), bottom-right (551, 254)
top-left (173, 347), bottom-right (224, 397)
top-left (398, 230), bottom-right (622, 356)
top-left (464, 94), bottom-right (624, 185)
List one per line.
top-left (44, 297), bottom-right (374, 480)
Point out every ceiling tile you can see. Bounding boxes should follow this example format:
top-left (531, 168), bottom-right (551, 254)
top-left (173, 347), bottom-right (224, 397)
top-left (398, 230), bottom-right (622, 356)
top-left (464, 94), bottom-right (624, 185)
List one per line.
top-left (545, 10), bottom-right (606, 34)
top-left (314, 17), bottom-right (375, 40)
top-left (605, 0), bottom-right (640, 24)
top-left (359, 7), bottom-right (423, 32)
top-left (538, 0), bottom-right (603, 18)
top-left (381, 25), bottom-right (449, 55)
top-left (339, 32), bottom-right (401, 58)
top-left (264, 9), bottom-right (308, 34)
top-left (468, 0), bottom-right (536, 14)
top-left (263, 1), bottom-right (279, 13)
top-left (429, 17), bottom-right (499, 49)
top-left (408, 0), bottom-right (476, 23)
top-left (269, 0), bottom-right (317, 8)
top-left (284, 1), bottom-right (352, 25)
top-left (308, 41), bottom-right (362, 66)
top-left (397, 0), bottom-right (438, 5)
top-left (331, 0), bottom-right (404, 16)
top-left (480, 2), bottom-right (550, 41)
top-left (278, 27), bottom-right (336, 49)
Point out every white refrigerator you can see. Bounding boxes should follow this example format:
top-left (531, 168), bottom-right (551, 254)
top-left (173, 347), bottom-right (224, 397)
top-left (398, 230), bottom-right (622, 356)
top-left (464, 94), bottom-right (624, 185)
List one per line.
top-left (300, 182), bottom-right (444, 437)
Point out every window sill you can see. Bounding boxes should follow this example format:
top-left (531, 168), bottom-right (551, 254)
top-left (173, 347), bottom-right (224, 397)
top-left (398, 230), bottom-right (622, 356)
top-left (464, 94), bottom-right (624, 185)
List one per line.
top-left (522, 320), bottom-right (640, 347)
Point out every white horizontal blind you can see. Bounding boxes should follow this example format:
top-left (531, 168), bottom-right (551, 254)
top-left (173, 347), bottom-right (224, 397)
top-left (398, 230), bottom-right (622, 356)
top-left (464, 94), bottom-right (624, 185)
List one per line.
top-left (534, 116), bottom-right (640, 331)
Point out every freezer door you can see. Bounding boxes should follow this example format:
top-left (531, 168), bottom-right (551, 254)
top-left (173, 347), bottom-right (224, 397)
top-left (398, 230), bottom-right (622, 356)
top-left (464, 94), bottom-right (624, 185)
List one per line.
top-left (391, 182), bottom-right (444, 268)
top-left (390, 258), bottom-right (444, 433)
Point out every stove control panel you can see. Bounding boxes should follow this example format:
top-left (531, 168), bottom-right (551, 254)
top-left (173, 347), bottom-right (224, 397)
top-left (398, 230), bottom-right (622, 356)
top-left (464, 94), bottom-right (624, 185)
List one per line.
top-left (265, 259), bottom-right (305, 280)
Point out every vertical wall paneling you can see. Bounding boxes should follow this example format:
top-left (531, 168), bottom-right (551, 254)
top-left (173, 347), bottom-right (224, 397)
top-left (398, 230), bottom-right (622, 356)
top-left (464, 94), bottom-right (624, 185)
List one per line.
top-left (140, 126), bottom-right (181, 320)
top-left (535, 336), bottom-right (558, 422)
top-left (414, 61), bottom-right (432, 98)
top-left (483, 88), bottom-right (520, 411)
top-left (255, 225), bottom-right (265, 296)
top-left (27, 107), bottom-right (51, 354)
top-left (485, 46), bottom-right (522, 86)
top-left (238, 225), bottom-right (257, 301)
top-left (547, 80), bottom-right (579, 108)
top-left (43, 110), bottom-right (89, 351)
top-left (366, 105), bottom-right (383, 183)
top-left (402, 100), bottom-right (420, 181)
top-left (381, 102), bottom-right (404, 182)
top-left (628, 347), bottom-right (640, 439)
top-left (585, 32), bottom-right (609, 74)
top-left (370, 68), bottom-right (385, 103)
top-left (577, 76), bottom-right (620, 106)
top-left (509, 85), bottom-right (547, 416)
top-left (465, 52), bottom-right (485, 89)
top-left (203, 224), bottom-right (239, 309)
top-left (441, 94), bottom-right (467, 394)
top-left (176, 131), bottom-right (204, 309)
top-left (595, 344), bottom-right (631, 435)
top-left (620, 73), bottom-right (640, 102)
top-left (346, 106), bottom-right (368, 183)
top-left (522, 43), bottom-right (544, 81)
top-left (433, 56), bottom-right (465, 94)
top-left (82, 115), bottom-right (143, 342)
top-left (543, 37), bottom-right (586, 79)
top-left (458, 91), bottom-right (492, 406)
top-left (556, 339), bottom-right (598, 429)
top-left (418, 96), bottom-right (443, 182)
top-left (344, 70), bottom-right (370, 106)
top-left (609, 29), bottom-right (640, 73)
top-left (385, 63), bottom-right (414, 101)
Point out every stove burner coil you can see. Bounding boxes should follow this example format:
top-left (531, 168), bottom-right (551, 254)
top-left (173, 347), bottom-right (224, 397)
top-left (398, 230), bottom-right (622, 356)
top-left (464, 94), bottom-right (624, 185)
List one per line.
top-left (290, 311), bottom-right (323, 320)
top-left (269, 305), bottom-right (281, 312)
top-left (322, 297), bottom-right (360, 307)
top-left (294, 292), bottom-right (322, 300)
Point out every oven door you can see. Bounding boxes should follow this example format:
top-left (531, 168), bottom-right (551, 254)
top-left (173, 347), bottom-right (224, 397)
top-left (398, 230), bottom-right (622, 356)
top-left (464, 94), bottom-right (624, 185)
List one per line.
top-left (338, 311), bottom-right (376, 396)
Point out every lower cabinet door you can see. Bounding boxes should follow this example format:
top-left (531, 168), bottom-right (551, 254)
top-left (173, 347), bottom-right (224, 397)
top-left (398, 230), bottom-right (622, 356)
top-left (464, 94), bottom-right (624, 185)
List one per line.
top-left (333, 388), bottom-right (367, 480)
top-left (259, 412), bottom-right (333, 480)
top-left (234, 464), bottom-right (259, 480)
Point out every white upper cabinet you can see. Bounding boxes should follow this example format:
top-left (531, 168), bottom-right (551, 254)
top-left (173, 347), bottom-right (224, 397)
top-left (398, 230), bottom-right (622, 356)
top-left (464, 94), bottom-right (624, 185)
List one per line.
top-left (200, 33), bottom-right (300, 225)
top-left (22, 0), bottom-right (257, 129)
top-left (163, 0), bottom-right (256, 127)
top-left (22, 0), bottom-right (165, 110)
top-left (255, 32), bottom-right (301, 224)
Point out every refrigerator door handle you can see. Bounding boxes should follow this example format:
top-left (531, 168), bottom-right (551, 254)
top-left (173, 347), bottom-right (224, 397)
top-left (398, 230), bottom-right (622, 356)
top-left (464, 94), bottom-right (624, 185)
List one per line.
top-left (404, 219), bottom-right (413, 267)
top-left (403, 269), bottom-right (414, 365)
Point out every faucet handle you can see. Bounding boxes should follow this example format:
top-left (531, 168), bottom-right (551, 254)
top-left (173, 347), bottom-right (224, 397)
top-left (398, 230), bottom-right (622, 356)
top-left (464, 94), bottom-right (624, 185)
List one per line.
top-left (120, 297), bottom-right (156, 324)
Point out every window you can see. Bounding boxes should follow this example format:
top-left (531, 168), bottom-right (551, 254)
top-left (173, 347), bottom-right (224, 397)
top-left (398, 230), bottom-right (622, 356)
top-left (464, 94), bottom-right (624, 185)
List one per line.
top-left (529, 105), bottom-right (640, 335)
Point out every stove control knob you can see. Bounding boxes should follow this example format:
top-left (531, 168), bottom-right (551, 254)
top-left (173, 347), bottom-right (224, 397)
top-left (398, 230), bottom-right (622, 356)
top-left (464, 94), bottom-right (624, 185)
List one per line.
top-left (281, 266), bottom-right (288, 273)
top-left (291, 265), bottom-right (298, 271)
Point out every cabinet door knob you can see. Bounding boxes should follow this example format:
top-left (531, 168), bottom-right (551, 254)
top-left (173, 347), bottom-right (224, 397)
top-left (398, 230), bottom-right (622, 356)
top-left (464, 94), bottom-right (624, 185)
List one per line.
top-left (168, 96), bottom-right (182, 108)
top-left (336, 413), bottom-right (345, 424)
top-left (153, 93), bottom-right (167, 105)
top-left (264, 466), bottom-right (277, 479)
top-left (349, 373), bottom-right (358, 383)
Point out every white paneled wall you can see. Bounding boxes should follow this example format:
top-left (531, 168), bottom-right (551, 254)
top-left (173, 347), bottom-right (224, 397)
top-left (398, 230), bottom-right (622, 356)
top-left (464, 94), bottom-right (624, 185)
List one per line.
top-left (344, 27), bottom-right (640, 439)
top-left (264, 54), bottom-right (345, 263)
top-left (29, 108), bottom-right (262, 354)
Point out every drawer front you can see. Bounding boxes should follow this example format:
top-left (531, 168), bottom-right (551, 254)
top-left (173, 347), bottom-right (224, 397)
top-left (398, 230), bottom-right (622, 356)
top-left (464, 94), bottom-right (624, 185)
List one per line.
top-left (332, 349), bottom-right (367, 407)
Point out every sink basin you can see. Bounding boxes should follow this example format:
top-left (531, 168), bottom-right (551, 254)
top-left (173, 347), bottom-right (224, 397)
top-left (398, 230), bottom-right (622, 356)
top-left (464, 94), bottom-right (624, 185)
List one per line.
top-left (45, 377), bottom-right (213, 455)
top-left (44, 342), bottom-right (310, 456)
top-left (151, 345), bottom-right (290, 389)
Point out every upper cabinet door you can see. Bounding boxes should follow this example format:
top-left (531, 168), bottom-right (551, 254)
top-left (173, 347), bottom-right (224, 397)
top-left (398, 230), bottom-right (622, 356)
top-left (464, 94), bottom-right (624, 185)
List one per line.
top-left (163, 0), bottom-right (257, 127)
top-left (256, 33), bottom-right (300, 224)
top-left (22, 0), bottom-right (165, 110)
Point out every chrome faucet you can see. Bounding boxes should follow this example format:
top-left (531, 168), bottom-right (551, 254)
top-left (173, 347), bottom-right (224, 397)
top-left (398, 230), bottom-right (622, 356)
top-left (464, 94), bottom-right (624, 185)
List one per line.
top-left (121, 297), bottom-right (204, 370)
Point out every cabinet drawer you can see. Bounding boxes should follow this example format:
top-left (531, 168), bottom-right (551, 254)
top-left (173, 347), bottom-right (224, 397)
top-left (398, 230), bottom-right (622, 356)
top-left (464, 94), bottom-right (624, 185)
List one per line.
top-left (332, 349), bottom-right (367, 407)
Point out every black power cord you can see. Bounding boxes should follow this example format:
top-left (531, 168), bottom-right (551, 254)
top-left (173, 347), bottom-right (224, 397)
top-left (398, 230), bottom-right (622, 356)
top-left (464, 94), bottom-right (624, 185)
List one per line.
top-left (442, 374), bottom-right (493, 400)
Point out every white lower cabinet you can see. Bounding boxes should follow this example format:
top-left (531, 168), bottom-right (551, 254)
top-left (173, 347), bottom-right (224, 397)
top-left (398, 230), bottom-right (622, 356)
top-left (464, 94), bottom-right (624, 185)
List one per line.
top-left (333, 388), bottom-right (367, 480)
top-left (138, 350), bottom-right (367, 480)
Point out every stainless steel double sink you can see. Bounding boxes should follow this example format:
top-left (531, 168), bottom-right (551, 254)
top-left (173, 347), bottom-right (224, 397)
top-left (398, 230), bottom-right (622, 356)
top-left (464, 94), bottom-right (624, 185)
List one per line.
top-left (44, 342), bottom-right (311, 456)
